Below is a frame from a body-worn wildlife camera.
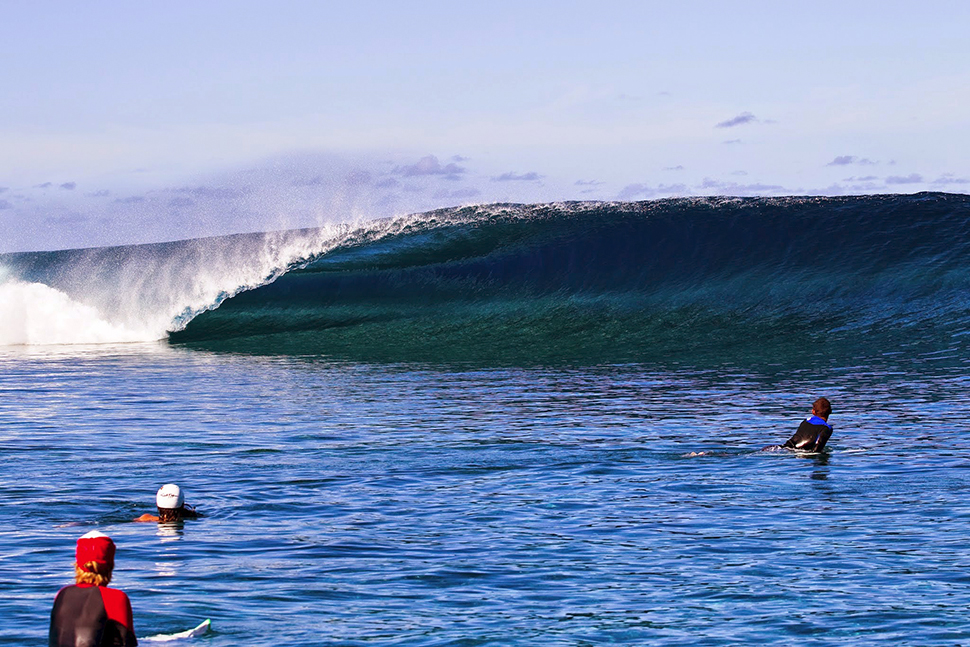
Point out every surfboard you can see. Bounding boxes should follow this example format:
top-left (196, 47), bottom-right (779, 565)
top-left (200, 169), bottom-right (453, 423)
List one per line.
top-left (142, 618), bottom-right (210, 642)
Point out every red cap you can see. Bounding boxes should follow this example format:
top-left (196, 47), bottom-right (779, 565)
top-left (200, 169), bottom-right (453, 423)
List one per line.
top-left (76, 530), bottom-right (116, 572)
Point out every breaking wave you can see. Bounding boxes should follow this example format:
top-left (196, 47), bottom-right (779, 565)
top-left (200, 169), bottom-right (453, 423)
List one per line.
top-left (3, 193), bottom-right (969, 365)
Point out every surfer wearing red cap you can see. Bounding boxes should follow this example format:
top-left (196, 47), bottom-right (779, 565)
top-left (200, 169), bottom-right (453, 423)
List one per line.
top-left (49, 530), bottom-right (137, 646)
top-left (133, 484), bottom-right (200, 523)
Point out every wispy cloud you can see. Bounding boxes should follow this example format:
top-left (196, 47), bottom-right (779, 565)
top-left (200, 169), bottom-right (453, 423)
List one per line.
top-left (931, 174), bottom-right (970, 186)
top-left (432, 187), bottom-right (481, 200)
top-left (699, 178), bottom-right (786, 194)
top-left (170, 185), bottom-right (238, 199)
top-left (617, 183), bottom-right (688, 200)
top-left (827, 155), bottom-right (876, 166)
top-left (492, 171), bottom-right (543, 182)
top-left (715, 112), bottom-right (759, 128)
top-left (43, 213), bottom-right (89, 226)
top-left (0, 200), bottom-right (12, 210)
top-left (34, 182), bottom-right (53, 189)
top-left (394, 155), bottom-right (466, 178)
top-left (0, 186), bottom-right (8, 194)
top-left (663, 165), bottom-right (685, 171)
top-left (86, 189), bottom-right (111, 197)
top-left (723, 139), bottom-right (742, 145)
top-left (292, 176), bottom-right (328, 187)
top-left (344, 170), bottom-right (373, 186)
top-left (114, 196), bottom-right (146, 204)
top-left (885, 173), bottom-right (923, 185)
top-left (59, 182), bottom-right (76, 190)
top-left (574, 179), bottom-right (603, 186)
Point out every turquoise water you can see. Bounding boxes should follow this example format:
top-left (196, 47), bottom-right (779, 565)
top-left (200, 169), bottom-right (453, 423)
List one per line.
top-left (5, 344), bottom-right (970, 645)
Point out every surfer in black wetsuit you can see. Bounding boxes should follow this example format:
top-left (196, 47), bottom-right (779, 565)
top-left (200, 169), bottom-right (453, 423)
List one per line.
top-left (781, 397), bottom-right (833, 452)
top-left (49, 530), bottom-right (138, 646)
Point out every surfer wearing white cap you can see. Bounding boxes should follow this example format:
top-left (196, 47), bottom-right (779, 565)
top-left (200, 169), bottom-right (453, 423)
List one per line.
top-left (134, 484), bottom-right (200, 523)
top-left (49, 530), bottom-right (138, 646)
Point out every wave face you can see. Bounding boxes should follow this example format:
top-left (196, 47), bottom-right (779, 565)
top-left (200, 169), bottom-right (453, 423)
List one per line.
top-left (171, 192), bottom-right (970, 365)
top-left (4, 193), bottom-right (970, 365)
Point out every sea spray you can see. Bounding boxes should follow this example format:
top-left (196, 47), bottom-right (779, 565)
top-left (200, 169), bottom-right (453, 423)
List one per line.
top-left (0, 223), bottom-right (358, 346)
top-left (0, 279), bottom-right (155, 345)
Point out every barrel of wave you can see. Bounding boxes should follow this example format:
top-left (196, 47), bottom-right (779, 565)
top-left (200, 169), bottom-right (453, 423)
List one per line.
top-left (0, 279), bottom-right (164, 346)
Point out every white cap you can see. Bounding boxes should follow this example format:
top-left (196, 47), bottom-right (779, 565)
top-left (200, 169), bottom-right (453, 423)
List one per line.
top-left (79, 530), bottom-right (110, 540)
top-left (156, 484), bottom-right (184, 510)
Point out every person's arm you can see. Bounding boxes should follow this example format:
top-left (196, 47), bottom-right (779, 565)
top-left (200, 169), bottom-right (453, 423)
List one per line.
top-left (784, 420), bottom-right (813, 449)
top-left (99, 588), bottom-right (137, 646)
top-left (812, 426), bottom-right (833, 452)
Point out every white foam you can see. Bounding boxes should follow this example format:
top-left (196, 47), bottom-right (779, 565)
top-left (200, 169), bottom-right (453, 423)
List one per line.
top-left (0, 280), bottom-right (157, 346)
top-left (0, 222), bottom-right (371, 347)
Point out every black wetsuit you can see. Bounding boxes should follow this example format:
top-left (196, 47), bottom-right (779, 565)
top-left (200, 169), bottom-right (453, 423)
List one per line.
top-left (49, 584), bottom-right (137, 646)
top-left (783, 415), bottom-right (833, 452)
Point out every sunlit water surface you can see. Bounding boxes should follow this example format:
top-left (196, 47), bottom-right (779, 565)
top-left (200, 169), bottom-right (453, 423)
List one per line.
top-left (3, 344), bottom-right (970, 646)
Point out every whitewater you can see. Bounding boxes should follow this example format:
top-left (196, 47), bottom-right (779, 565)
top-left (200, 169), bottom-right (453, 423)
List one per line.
top-left (4, 193), bottom-right (970, 646)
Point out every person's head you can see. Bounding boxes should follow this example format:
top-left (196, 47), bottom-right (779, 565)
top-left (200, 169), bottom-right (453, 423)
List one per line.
top-left (156, 483), bottom-right (186, 522)
top-left (74, 530), bottom-right (115, 586)
top-left (812, 397), bottom-right (832, 420)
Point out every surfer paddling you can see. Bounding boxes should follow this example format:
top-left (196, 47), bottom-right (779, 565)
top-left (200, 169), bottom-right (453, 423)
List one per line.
top-left (134, 484), bottom-right (200, 523)
top-left (772, 397), bottom-right (833, 452)
top-left (49, 530), bottom-right (138, 646)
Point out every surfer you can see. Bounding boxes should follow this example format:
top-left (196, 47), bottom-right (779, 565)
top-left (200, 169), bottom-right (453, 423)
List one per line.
top-left (134, 484), bottom-right (200, 523)
top-left (49, 530), bottom-right (137, 646)
top-left (777, 397), bottom-right (833, 452)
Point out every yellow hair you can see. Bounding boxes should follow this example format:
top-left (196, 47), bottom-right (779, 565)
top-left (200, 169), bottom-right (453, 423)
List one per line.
top-left (74, 561), bottom-right (112, 586)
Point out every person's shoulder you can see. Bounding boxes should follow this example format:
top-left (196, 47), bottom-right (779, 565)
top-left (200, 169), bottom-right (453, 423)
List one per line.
top-left (801, 416), bottom-right (831, 429)
top-left (98, 586), bottom-right (134, 629)
top-left (133, 513), bottom-right (159, 522)
top-left (53, 583), bottom-right (79, 599)
top-left (99, 586), bottom-right (133, 613)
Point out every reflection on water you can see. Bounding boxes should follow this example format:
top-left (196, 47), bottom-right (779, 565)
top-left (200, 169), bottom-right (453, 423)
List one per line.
top-left (156, 522), bottom-right (183, 542)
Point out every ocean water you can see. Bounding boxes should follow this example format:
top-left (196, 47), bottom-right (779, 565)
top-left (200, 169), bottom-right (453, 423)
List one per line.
top-left (3, 193), bottom-right (970, 645)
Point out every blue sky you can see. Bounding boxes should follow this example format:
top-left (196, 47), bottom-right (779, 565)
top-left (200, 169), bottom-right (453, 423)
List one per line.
top-left (1, 1), bottom-right (968, 251)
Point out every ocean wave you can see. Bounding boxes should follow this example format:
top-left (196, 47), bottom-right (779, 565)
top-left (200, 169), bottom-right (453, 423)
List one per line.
top-left (3, 193), bottom-right (970, 363)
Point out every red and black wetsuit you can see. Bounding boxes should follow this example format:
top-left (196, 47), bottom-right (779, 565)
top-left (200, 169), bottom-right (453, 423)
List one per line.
top-left (49, 584), bottom-right (137, 646)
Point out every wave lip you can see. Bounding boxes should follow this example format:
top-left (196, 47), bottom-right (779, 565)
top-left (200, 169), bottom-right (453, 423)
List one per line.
top-left (170, 193), bottom-right (970, 364)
